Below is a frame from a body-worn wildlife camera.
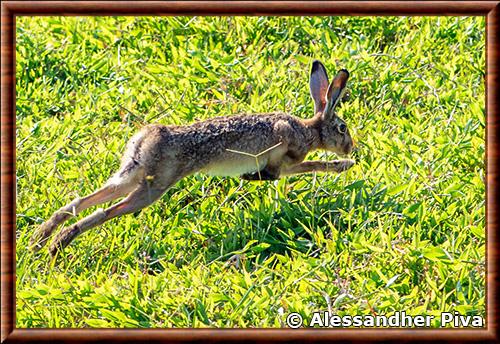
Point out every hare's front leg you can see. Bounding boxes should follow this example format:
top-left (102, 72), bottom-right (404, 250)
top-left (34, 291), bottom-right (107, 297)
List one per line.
top-left (282, 160), bottom-right (355, 176)
top-left (48, 178), bottom-right (174, 257)
top-left (241, 164), bottom-right (281, 181)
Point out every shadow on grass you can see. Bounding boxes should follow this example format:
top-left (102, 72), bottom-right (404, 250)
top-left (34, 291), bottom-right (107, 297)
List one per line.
top-left (139, 179), bottom-right (414, 275)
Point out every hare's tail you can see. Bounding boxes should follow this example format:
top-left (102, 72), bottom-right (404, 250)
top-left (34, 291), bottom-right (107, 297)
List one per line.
top-left (107, 157), bottom-right (144, 188)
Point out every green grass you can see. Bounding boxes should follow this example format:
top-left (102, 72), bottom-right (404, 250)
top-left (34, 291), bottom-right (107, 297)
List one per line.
top-left (16, 16), bottom-right (485, 328)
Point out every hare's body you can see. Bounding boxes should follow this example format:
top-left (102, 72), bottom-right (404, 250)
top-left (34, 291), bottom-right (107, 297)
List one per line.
top-left (125, 112), bottom-right (318, 180)
top-left (31, 61), bottom-right (356, 257)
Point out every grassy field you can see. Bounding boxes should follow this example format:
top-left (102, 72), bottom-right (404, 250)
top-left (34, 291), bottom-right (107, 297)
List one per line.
top-left (16, 16), bottom-right (485, 328)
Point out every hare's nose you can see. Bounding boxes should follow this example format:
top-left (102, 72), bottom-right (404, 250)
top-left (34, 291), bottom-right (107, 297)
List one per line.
top-left (344, 142), bottom-right (353, 155)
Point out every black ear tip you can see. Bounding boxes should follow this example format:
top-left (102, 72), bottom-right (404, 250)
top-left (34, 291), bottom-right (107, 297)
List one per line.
top-left (311, 60), bottom-right (322, 71)
top-left (339, 69), bottom-right (350, 77)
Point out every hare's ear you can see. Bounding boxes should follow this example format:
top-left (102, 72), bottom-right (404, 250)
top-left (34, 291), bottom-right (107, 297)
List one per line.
top-left (323, 69), bottom-right (349, 120)
top-left (309, 60), bottom-right (329, 114)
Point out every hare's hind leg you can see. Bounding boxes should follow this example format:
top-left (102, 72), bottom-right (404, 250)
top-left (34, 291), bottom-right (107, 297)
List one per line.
top-left (48, 177), bottom-right (174, 257)
top-left (30, 162), bottom-right (143, 252)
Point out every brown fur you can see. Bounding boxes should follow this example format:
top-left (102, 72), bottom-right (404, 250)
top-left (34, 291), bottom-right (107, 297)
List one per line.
top-left (30, 60), bottom-right (356, 256)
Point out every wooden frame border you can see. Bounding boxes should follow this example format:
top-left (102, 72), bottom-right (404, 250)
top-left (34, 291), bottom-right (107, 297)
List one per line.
top-left (1, 1), bottom-right (498, 343)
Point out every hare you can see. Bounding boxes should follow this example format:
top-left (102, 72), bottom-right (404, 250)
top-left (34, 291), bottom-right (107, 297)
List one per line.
top-left (30, 60), bottom-right (355, 256)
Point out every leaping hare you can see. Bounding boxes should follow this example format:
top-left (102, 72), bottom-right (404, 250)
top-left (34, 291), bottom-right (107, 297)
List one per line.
top-left (30, 60), bottom-right (355, 256)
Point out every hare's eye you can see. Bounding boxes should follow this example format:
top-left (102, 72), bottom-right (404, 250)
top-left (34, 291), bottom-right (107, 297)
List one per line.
top-left (338, 123), bottom-right (347, 134)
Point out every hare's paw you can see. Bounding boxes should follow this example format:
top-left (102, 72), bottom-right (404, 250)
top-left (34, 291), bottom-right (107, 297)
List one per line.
top-left (30, 206), bottom-right (78, 252)
top-left (49, 224), bottom-right (80, 257)
top-left (30, 220), bottom-right (60, 252)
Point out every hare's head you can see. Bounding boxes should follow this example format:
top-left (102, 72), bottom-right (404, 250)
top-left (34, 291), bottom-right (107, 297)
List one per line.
top-left (309, 60), bottom-right (354, 156)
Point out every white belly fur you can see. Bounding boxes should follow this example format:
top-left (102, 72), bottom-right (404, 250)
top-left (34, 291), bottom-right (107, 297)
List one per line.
top-left (203, 156), bottom-right (269, 177)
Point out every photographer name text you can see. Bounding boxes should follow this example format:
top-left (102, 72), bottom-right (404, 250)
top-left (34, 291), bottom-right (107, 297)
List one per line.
top-left (285, 311), bottom-right (484, 328)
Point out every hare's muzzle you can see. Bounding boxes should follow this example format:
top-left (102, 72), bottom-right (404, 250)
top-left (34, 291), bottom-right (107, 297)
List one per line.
top-left (343, 139), bottom-right (354, 155)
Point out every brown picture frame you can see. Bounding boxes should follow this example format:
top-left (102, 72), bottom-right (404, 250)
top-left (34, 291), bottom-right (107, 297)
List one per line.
top-left (1, 1), bottom-right (498, 343)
